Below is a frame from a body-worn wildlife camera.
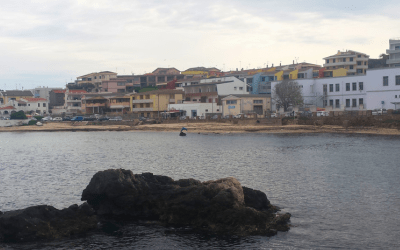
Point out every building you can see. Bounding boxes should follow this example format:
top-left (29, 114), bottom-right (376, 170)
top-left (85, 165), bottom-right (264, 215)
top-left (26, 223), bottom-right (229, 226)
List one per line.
top-left (0, 90), bottom-right (34, 104)
top-left (221, 95), bottom-right (271, 117)
top-left (130, 90), bottom-right (184, 118)
top-left (168, 102), bottom-right (222, 119)
top-left (64, 89), bottom-right (87, 114)
top-left (6, 98), bottom-right (49, 115)
top-left (100, 78), bottom-right (129, 93)
top-left (270, 67), bottom-right (400, 112)
top-left (0, 106), bottom-right (16, 116)
top-left (108, 95), bottom-right (131, 113)
top-left (386, 39), bottom-right (400, 67)
top-left (49, 90), bottom-right (66, 109)
top-left (76, 71), bottom-right (118, 92)
top-left (365, 67), bottom-right (400, 110)
top-left (323, 50), bottom-right (369, 75)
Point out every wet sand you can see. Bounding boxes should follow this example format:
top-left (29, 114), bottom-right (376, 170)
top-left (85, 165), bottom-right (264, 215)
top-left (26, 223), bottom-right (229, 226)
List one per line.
top-left (1, 121), bottom-right (400, 136)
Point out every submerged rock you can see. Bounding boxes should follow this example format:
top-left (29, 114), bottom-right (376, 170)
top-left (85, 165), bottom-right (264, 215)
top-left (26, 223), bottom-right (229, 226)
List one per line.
top-left (0, 203), bottom-right (97, 243)
top-left (81, 169), bottom-right (291, 236)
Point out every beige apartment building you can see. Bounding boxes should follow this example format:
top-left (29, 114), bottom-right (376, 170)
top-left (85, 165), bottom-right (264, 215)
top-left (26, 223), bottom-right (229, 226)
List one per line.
top-left (222, 94), bottom-right (271, 117)
top-left (323, 50), bottom-right (369, 75)
top-left (76, 71), bottom-right (118, 92)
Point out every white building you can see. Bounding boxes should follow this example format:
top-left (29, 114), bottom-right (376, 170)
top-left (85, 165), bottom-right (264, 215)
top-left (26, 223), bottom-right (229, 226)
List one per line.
top-left (365, 67), bottom-right (400, 110)
top-left (386, 39), bottom-right (400, 68)
top-left (7, 98), bottom-right (49, 115)
top-left (271, 67), bottom-right (400, 112)
top-left (168, 102), bottom-right (222, 118)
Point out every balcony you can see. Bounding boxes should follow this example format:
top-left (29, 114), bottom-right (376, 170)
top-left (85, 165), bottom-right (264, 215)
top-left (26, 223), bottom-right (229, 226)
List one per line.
top-left (132, 99), bottom-right (153, 104)
top-left (66, 99), bottom-right (81, 103)
top-left (132, 108), bottom-right (153, 112)
top-left (85, 103), bottom-right (106, 107)
top-left (387, 58), bottom-right (400, 64)
top-left (386, 49), bottom-right (400, 54)
top-left (323, 61), bottom-right (356, 67)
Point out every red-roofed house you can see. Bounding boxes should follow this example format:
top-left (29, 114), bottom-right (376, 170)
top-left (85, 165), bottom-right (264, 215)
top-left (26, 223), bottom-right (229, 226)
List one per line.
top-left (0, 106), bottom-right (16, 116)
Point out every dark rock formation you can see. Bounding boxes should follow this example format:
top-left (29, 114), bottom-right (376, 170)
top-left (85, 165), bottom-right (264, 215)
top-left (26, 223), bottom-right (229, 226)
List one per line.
top-left (0, 203), bottom-right (97, 243)
top-left (81, 169), bottom-right (291, 236)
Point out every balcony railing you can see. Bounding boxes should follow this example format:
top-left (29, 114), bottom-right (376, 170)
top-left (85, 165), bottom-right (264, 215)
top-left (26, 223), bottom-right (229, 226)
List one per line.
top-left (85, 103), bottom-right (106, 107)
top-left (132, 108), bottom-right (153, 112)
top-left (323, 61), bottom-right (355, 67)
top-left (132, 99), bottom-right (153, 104)
top-left (387, 59), bottom-right (400, 64)
top-left (386, 49), bottom-right (400, 54)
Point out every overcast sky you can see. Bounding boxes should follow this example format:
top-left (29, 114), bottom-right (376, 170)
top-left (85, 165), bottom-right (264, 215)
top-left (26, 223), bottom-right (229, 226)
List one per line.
top-left (1, 0), bottom-right (399, 90)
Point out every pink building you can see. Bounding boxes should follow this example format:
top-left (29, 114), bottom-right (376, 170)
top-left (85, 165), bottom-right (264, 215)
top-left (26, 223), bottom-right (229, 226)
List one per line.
top-left (101, 79), bottom-right (127, 93)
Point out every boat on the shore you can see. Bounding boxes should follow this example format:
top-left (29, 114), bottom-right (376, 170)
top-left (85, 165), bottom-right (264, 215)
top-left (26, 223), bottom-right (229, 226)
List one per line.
top-left (36, 122), bottom-right (43, 126)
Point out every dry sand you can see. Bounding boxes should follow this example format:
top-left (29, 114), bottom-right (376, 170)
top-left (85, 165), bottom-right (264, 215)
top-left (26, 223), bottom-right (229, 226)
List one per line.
top-left (1, 121), bottom-right (400, 136)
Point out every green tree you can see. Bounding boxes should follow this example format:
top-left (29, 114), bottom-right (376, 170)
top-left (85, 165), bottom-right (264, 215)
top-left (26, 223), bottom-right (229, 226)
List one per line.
top-left (273, 80), bottom-right (303, 112)
top-left (10, 111), bottom-right (27, 120)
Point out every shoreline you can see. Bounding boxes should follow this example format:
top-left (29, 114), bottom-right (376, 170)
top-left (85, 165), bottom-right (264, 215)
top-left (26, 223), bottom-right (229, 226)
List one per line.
top-left (1, 122), bottom-right (400, 136)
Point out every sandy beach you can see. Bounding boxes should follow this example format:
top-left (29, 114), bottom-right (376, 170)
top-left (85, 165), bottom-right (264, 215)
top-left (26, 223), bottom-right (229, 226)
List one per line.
top-left (1, 121), bottom-right (400, 136)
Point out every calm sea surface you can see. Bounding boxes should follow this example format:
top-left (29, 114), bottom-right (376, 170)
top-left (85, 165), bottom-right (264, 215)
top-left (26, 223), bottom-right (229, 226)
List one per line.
top-left (0, 131), bottom-right (400, 249)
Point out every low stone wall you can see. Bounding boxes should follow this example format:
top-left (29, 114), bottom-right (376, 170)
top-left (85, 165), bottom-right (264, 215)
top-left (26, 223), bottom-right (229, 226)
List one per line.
top-left (0, 120), bottom-right (30, 127)
top-left (296, 115), bottom-right (400, 128)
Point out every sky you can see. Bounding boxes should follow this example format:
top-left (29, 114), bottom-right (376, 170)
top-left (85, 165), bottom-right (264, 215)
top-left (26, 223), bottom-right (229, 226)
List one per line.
top-left (0, 0), bottom-right (399, 90)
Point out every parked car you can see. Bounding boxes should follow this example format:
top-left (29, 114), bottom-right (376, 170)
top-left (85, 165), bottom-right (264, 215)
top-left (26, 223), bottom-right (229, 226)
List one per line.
top-left (71, 116), bottom-right (84, 121)
top-left (179, 116), bottom-right (187, 120)
top-left (62, 116), bottom-right (72, 121)
top-left (234, 113), bottom-right (247, 118)
top-left (98, 116), bottom-right (110, 121)
top-left (211, 114), bottom-right (219, 119)
top-left (269, 113), bottom-right (278, 118)
top-left (83, 116), bottom-right (96, 121)
top-left (109, 116), bottom-right (122, 121)
top-left (42, 116), bottom-right (53, 121)
top-left (300, 111), bottom-right (312, 117)
top-left (316, 111), bottom-right (329, 117)
top-left (223, 115), bottom-right (231, 119)
top-left (53, 117), bottom-right (63, 121)
top-left (372, 109), bottom-right (387, 115)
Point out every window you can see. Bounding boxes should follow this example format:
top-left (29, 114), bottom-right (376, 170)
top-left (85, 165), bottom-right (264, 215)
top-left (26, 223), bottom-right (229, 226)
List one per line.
top-left (192, 99), bottom-right (197, 101)
top-left (346, 83), bottom-right (350, 91)
top-left (350, 65), bottom-right (354, 69)
top-left (239, 87), bottom-right (243, 90)
top-left (346, 99), bottom-right (350, 107)
top-left (323, 84), bottom-right (327, 93)
top-left (333, 59), bottom-right (336, 63)
top-left (335, 99), bottom-right (340, 108)
top-left (226, 100), bottom-right (237, 104)
top-left (396, 76), bottom-right (400, 85)
top-left (38, 103), bottom-right (40, 107)
top-left (357, 69), bottom-right (363, 74)
top-left (350, 57), bottom-right (354, 62)
top-left (359, 82), bottom-right (363, 90)
top-left (326, 59), bottom-right (329, 63)
top-left (329, 84), bottom-right (333, 92)
top-left (335, 84), bottom-right (340, 92)
top-left (234, 87), bottom-right (237, 90)
top-left (343, 58), bottom-right (346, 62)
top-left (352, 99), bottom-right (357, 107)
top-left (352, 82), bottom-right (357, 91)
top-left (358, 55), bottom-right (361, 58)
top-left (198, 88), bottom-right (202, 93)
top-left (329, 100), bottom-right (333, 106)
top-left (359, 98), bottom-right (363, 106)
top-left (43, 103), bottom-right (46, 107)
top-left (205, 109), bottom-right (208, 112)
top-left (117, 82), bottom-right (125, 86)
top-left (383, 76), bottom-right (388, 86)
top-left (357, 61), bottom-right (362, 65)
top-left (253, 100), bottom-right (263, 104)
top-left (261, 77), bottom-right (265, 81)
top-left (324, 100), bottom-right (327, 107)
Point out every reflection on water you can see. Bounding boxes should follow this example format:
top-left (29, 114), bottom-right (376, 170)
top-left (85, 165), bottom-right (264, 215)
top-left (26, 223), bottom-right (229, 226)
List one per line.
top-left (1, 132), bottom-right (400, 249)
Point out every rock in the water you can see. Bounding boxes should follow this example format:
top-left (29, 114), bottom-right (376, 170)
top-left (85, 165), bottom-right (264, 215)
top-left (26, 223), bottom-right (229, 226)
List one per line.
top-left (0, 203), bottom-right (97, 243)
top-left (81, 169), bottom-right (291, 236)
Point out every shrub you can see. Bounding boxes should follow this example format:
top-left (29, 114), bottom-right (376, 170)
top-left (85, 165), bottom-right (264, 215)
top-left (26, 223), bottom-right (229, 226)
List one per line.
top-left (34, 116), bottom-right (43, 121)
top-left (10, 111), bottom-right (27, 120)
top-left (28, 120), bottom-right (38, 125)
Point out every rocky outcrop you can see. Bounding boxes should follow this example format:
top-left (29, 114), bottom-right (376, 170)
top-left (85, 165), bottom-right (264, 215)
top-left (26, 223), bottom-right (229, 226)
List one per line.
top-left (81, 169), bottom-right (291, 236)
top-left (0, 203), bottom-right (97, 243)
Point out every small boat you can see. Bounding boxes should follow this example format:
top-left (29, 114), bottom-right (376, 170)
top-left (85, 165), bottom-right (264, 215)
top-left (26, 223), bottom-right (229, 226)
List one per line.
top-left (36, 122), bottom-right (43, 126)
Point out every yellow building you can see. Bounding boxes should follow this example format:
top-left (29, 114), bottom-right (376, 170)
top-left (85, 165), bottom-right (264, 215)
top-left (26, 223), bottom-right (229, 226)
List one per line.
top-left (0, 90), bottom-right (34, 104)
top-left (130, 90), bottom-right (184, 118)
top-left (222, 94), bottom-right (271, 117)
top-left (323, 50), bottom-right (369, 75)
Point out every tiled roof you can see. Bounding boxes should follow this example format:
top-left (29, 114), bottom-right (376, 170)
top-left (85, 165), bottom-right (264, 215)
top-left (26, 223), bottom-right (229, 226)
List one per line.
top-left (53, 90), bottom-right (66, 93)
top-left (25, 98), bottom-right (47, 102)
top-left (1, 90), bottom-right (33, 96)
top-left (0, 106), bottom-right (15, 110)
top-left (69, 90), bottom-right (87, 94)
